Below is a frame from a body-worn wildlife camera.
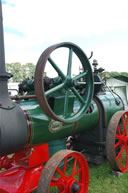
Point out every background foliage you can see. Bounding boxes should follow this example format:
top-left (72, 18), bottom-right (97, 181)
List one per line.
top-left (6, 63), bottom-right (35, 82)
top-left (100, 71), bottom-right (128, 79)
top-left (6, 62), bottom-right (128, 83)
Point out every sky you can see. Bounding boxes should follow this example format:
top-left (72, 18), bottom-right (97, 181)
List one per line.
top-left (1, 0), bottom-right (128, 72)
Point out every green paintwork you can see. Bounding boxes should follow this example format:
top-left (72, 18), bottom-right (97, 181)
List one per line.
top-left (34, 43), bottom-right (94, 123)
top-left (20, 99), bottom-right (98, 146)
top-left (19, 89), bottom-right (123, 147)
top-left (97, 92), bottom-right (123, 127)
top-left (23, 79), bottom-right (34, 93)
top-left (48, 139), bottom-right (66, 157)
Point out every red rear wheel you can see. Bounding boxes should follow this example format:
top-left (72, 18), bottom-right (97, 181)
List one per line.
top-left (37, 150), bottom-right (89, 193)
top-left (106, 111), bottom-right (128, 172)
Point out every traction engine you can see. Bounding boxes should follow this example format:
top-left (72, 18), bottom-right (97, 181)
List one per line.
top-left (0, 1), bottom-right (128, 193)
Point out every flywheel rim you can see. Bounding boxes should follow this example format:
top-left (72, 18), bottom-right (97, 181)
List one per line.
top-left (34, 42), bottom-right (93, 123)
top-left (37, 150), bottom-right (89, 193)
top-left (106, 110), bottom-right (128, 172)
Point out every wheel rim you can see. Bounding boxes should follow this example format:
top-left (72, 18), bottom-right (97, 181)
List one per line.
top-left (35, 42), bottom-right (93, 123)
top-left (106, 111), bottom-right (128, 172)
top-left (37, 150), bottom-right (89, 193)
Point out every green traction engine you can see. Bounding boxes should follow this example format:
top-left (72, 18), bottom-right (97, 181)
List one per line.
top-left (0, 2), bottom-right (128, 191)
top-left (0, 42), bottom-right (127, 193)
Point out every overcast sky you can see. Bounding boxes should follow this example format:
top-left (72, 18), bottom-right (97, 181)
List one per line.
top-left (2, 0), bottom-right (128, 72)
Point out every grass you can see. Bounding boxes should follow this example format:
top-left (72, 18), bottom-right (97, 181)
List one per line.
top-left (32, 160), bottom-right (128, 193)
top-left (88, 161), bottom-right (128, 193)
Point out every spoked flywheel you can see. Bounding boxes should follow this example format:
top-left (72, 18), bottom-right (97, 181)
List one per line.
top-left (106, 111), bottom-right (128, 172)
top-left (37, 150), bottom-right (89, 193)
top-left (34, 42), bottom-right (93, 123)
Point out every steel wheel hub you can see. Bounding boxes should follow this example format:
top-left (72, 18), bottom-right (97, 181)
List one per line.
top-left (71, 181), bottom-right (80, 193)
top-left (55, 173), bottom-right (80, 192)
top-left (120, 135), bottom-right (128, 146)
top-left (64, 77), bottom-right (74, 88)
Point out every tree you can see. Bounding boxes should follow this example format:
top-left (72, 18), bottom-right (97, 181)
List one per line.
top-left (100, 71), bottom-right (128, 79)
top-left (6, 62), bottom-right (35, 82)
top-left (120, 72), bottom-right (128, 77)
top-left (22, 63), bottom-right (35, 80)
top-left (7, 63), bottom-right (23, 82)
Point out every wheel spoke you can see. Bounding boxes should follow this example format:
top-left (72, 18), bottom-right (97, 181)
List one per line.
top-left (115, 141), bottom-right (120, 149)
top-left (50, 178), bottom-right (59, 187)
top-left (73, 71), bottom-right (88, 81)
top-left (122, 115), bottom-right (127, 135)
top-left (56, 167), bottom-right (66, 179)
top-left (117, 124), bottom-right (121, 136)
top-left (45, 82), bottom-right (65, 97)
top-left (71, 87), bottom-right (85, 105)
top-left (63, 157), bottom-right (68, 175)
top-left (67, 48), bottom-right (73, 77)
top-left (72, 159), bottom-right (77, 177)
top-left (73, 167), bottom-right (82, 176)
top-left (48, 56), bottom-right (66, 80)
top-left (116, 145), bottom-right (125, 161)
top-left (64, 90), bottom-right (69, 118)
top-left (115, 134), bottom-right (122, 140)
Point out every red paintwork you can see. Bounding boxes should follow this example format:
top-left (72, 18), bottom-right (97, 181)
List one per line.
top-left (0, 156), bottom-right (13, 170)
top-left (115, 111), bottom-right (128, 172)
top-left (49, 151), bottom-right (89, 193)
top-left (21, 107), bottom-right (32, 148)
top-left (0, 144), bottom-right (49, 193)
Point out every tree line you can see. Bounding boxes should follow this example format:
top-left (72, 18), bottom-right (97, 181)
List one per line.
top-left (6, 62), bottom-right (128, 82)
top-left (6, 62), bottom-right (35, 82)
top-left (100, 71), bottom-right (128, 79)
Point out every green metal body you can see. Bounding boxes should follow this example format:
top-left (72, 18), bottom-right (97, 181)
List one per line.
top-left (20, 91), bottom-right (123, 147)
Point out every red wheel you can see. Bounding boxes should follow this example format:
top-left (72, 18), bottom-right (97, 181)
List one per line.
top-left (37, 150), bottom-right (89, 193)
top-left (106, 111), bottom-right (128, 172)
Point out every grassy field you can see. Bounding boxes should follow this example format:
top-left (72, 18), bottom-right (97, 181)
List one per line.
top-left (88, 161), bottom-right (128, 193)
top-left (33, 160), bottom-right (128, 193)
